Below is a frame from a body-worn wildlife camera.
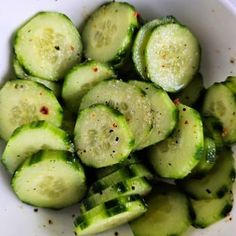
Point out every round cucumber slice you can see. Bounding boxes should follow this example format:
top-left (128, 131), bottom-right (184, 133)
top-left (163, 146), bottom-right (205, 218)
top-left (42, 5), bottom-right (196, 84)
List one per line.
top-left (74, 104), bottom-right (134, 168)
top-left (12, 150), bottom-right (87, 209)
top-left (130, 183), bottom-right (191, 236)
top-left (145, 22), bottom-right (200, 92)
top-left (0, 79), bottom-right (63, 141)
top-left (82, 2), bottom-right (139, 64)
top-left (14, 12), bottom-right (82, 81)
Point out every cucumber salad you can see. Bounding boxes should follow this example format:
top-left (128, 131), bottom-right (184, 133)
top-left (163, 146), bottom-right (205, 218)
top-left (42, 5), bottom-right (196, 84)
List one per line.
top-left (0, 1), bottom-right (235, 236)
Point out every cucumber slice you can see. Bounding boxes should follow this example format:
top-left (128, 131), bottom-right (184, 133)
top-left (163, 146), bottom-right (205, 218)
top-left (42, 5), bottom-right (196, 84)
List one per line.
top-left (148, 104), bottom-right (204, 179)
top-left (0, 80), bottom-right (63, 141)
top-left (13, 57), bottom-right (61, 97)
top-left (145, 22), bottom-right (200, 92)
top-left (179, 148), bottom-right (235, 199)
top-left (172, 73), bottom-right (204, 106)
top-left (82, 2), bottom-right (139, 64)
top-left (95, 153), bottom-right (142, 179)
top-left (62, 60), bottom-right (116, 113)
top-left (80, 176), bottom-right (151, 213)
top-left (1, 121), bottom-right (73, 174)
top-left (132, 16), bottom-right (176, 80)
top-left (88, 163), bottom-right (153, 196)
top-left (12, 150), bottom-right (87, 209)
top-left (191, 137), bottom-right (216, 177)
top-left (130, 183), bottom-right (191, 236)
top-left (132, 19), bottom-right (160, 79)
top-left (74, 195), bottom-right (147, 236)
top-left (203, 117), bottom-right (224, 149)
top-left (80, 79), bottom-right (153, 150)
top-left (191, 191), bottom-right (233, 228)
top-left (74, 104), bottom-right (134, 168)
top-left (14, 12), bottom-right (82, 81)
top-left (202, 83), bottom-right (236, 144)
top-left (129, 80), bottom-right (177, 149)
top-left (223, 76), bottom-right (236, 94)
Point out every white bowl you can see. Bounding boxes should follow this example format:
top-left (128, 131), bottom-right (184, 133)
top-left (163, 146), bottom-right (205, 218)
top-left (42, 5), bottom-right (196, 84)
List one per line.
top-left (0, 0), bottom-right (235, 235)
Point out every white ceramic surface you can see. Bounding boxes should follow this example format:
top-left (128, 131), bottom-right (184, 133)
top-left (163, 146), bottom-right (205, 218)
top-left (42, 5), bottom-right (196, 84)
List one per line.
top-left (0, 0), bottom-right (236, 235)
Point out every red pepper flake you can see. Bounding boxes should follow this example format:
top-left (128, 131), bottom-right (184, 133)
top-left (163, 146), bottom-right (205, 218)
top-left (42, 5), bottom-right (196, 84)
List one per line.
top-left (134, 12), bottom-right (141, 18)
top-left (113, 123), bottom-right (118, 128)
top-left (93, 67), bottom-right (98, 72)
top-left (40, 106), bottom-right (49, 115)
top-left (184, 120), bottom-right (188, 124)
top-left (70, 46), bottom-right (75, 51)
top-left (174, 98), bottom-right (180, 105)
top-left (222, 128), bottom-right (228, 137)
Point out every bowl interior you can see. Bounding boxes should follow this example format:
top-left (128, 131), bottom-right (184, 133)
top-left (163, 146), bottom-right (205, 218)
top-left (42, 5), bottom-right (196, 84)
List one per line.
top-left (0, 0), bottom-right (235, 236)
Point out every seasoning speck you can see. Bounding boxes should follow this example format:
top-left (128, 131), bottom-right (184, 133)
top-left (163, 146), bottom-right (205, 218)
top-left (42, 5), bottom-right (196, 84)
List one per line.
top-left (34, 208), bottom-right (38, 212)
top-left (114, 232), bottom-right (119, 236)
top-left (230, 58), bottom-right (235, 64)
top-left (174, 98), bottom-right (180, 105)
top-left (40, 106), bottom-right (49, 115)
top-left (206, 189), bottom-right (211, 194)
top-left (48, 219), bottom-right (53, 225)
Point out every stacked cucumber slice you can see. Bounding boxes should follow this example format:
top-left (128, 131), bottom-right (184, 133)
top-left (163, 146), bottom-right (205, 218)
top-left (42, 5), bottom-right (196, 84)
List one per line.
top-left (0, 1), bottom-right (235, 236)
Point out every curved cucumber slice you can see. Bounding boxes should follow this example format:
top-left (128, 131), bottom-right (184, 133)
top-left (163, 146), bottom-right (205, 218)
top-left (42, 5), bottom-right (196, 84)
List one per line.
top-left (74, 104), bottom-right (134, 168)
top-left (2, 121), bottom-right (73, 174)
top-left (82, 2), bottom-right (139, 64)
top-left (62, 60), bottom-right (116, 113)
top-left (0, 80), bottom-right (63, 141)
top-left (179, 148), bottom-right (235, 199)
top-left (80, 80), bottom-right (153, 150)
top-left (74, 195), bottom-right (147, 236)
top-left (202, 83), bottom-right (236, 144)
top-left (129, 80), bottom-right (177, 149)
top-left (191, 137), bottom-right (216, 177)
top-left (191, 191), bottom-right (233, 228)
top-left (132, 16), bottom-right (176, 80)
top-left (80, 176), bottom-right (151, 213)
top-left (13, 57), bottom-right (61, 97)
top-left (130, 183), bottom-right (191, 236)
top-left (145, 22), bottom-right (200, 92)
top-left (148, 104), bottom-right (204, 179)
top-left (88, 163), bottom-right (153, 196)
top-left (12, 150), bottom-right (86, 209)
top-left (14, 12), bottom-right (82, 81)
top-left (132, 18), bottom-right (160, 79)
